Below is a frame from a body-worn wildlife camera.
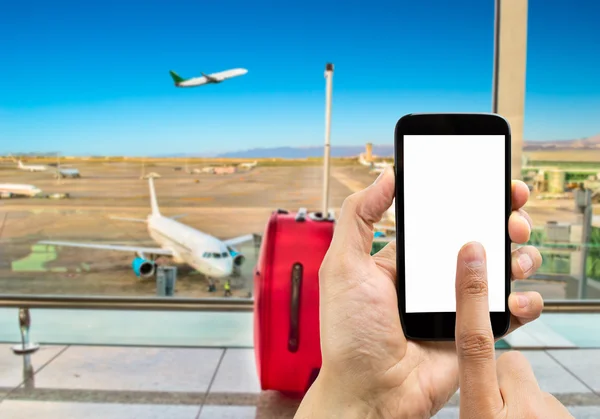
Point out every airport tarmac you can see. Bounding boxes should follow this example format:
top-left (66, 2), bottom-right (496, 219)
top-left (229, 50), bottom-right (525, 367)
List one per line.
top-left (0, 162), bottom-right (377, 298)
top-left (0, 160), bottom-right (596, 299)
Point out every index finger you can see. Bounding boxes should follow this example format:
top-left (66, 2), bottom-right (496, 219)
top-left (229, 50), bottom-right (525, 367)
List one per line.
top-left (455, 242), bottom-right (503, 415)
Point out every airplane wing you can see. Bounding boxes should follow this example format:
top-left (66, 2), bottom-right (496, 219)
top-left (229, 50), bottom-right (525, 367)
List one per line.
top-left (39, 240), bottom-right (174, 256)
top-left (223, 234), bottom-right (255, 247)
top-left (201, 72), bottom-right (220, 82)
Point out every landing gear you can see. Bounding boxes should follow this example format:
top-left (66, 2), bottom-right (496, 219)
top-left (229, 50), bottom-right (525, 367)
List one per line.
top-left (232, 265), bottom-right (242, 277)
top-left (207, 277), bottom-right (217, 293)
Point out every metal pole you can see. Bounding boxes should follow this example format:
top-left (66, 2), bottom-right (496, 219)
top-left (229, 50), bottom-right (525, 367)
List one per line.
top-left (579, 189), bottom-right (592, 299)
top-left (56, 152), bottom-right (61, 185)
top-left (12, 307), bottom-right (40, 354)
top-left (322, 63), bottom-right (334, 217)
top-left (491, 0), bottom-right (501, 113)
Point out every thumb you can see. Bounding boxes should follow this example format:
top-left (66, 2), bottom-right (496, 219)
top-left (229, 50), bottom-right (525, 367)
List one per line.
top-left (330, 166), bottom-right (395, 257)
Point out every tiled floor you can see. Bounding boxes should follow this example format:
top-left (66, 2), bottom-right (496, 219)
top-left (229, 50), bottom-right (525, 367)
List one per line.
top-left (1, 345), bottom-right (599, 418)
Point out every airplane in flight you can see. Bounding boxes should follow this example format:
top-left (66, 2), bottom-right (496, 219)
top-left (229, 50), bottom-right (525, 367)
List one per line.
top-left (169, 68), bottom-right (248, 88)
top-left (40, 177), bottom-right (254, 279)
top-left (0, 183), bottom-right (43, 198)
top-left (17, 160), bottom-right (47, 172)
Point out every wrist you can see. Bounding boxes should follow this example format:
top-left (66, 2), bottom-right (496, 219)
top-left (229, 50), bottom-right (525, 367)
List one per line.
top-left (295, 372), bottom-right (376, 419)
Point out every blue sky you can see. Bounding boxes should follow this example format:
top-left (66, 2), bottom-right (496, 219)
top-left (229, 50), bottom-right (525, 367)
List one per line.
top-left (0, 0), bottom-right (598, 155)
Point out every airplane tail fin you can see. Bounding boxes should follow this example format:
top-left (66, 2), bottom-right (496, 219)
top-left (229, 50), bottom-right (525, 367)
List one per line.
top-left (169, 71), bottom-right (185, 84)
top-left (148, 177), bottom-right (161, 216)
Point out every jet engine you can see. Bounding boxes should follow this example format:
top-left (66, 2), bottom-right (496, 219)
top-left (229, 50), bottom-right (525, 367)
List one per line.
top-left (228, 248), bottom-right (245, 266)
top-left (132, 257), bottom-right (155, 278)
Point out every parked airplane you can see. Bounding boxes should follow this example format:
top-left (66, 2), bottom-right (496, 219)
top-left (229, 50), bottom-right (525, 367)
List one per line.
top-left (40, 177), bottom-right (254, 279)
top-left (169, 68), bottom-right (248, 88)
top-left (17, 160), bottom-right (47, 172)
top-left (239, 160), bottom-right (258, 169)
top-left (13, 158), bottom-right (80, 178)
top-left (55, 167), bottom-right (81, 178)
top-left (0, 184), bottom-right (43, 198)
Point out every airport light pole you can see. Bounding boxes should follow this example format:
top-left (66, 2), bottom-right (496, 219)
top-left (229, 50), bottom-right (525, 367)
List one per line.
top-left (322, 63), bottom-right (334, 217)
top-left (56, 152), bottom-right (61, 185)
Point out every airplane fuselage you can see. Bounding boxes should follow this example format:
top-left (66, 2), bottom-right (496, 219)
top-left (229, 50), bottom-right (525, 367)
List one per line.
top-left (147, 214), bottom-right (233, 278)
top-left (174, 68), bottom-right (248, 88)
top-left (21, 166), bottom-right (46, 172)
top-left (0, 184), bottom-right (42, 197)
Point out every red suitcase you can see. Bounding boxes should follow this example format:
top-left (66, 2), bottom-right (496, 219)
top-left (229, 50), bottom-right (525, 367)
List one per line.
top-left (253, 208), bottom-right (334, 395)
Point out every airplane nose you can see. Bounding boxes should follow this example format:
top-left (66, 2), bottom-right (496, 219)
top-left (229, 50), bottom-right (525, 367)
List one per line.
top-left (211, 262), bottom-right (232, 278)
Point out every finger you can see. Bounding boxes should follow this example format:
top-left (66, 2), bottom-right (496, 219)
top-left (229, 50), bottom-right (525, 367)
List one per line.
top-left (455, 242), bottom-right (503, 414)
top-left (497, 351), bottom-right (541, 408)
top-left (506, 291), bottom-right (544, 334)
top-left (511, 246), bottom-right (542, 279)
top-left (508, 210), bottom-right (532, 244)
top-left (372, 240), bottom-right (396, 284)
top-left (512, 180), bottom-right (530, 210)
top-left (518, 208), bottom-right (533, 230)
top-left (330, 166), bottom-right (395, 257)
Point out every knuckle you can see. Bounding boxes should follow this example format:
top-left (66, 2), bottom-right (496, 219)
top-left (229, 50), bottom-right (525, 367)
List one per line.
top-left (457, 330), bottom-right (495, 360)
top-left (342, 193), bottom-right (361, 212)
top-left (459, 265), bottom-right (488, 297)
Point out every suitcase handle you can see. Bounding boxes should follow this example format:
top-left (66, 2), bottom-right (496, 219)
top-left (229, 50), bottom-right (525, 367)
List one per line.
top-left (288, 263), bottom-right (303, 352)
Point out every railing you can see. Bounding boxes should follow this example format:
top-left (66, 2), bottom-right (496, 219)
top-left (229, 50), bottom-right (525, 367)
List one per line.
top-left (542, 300), bottom-right (600, 312)
top-left (0, 295), bottom-right (599, 313)
top-left (0, 295), bottom-right (254, 311)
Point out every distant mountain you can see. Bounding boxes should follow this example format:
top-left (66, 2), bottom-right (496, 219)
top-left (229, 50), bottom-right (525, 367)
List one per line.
top-left (216, 145), bottom-right (394, 159)
top-left (524, 134), bottom-right (600, 150)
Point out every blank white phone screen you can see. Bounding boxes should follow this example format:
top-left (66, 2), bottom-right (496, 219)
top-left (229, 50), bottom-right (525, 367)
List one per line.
top-left (404, 135), bottom-right (506, 313)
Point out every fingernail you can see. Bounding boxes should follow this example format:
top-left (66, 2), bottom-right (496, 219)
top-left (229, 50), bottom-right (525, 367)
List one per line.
top-left (518, 253), bottom-right (533, 273)
top-left (517, 294), bottom-right (529, 308)
top-left (522, 214), bottom-right (532, 233)
top-left (461, 242), bottom-right (485, 266)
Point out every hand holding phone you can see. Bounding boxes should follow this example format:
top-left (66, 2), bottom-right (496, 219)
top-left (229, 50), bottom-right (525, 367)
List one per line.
top-left (297, 114), bottom-right (544, 419)
top-left (456, 242), bottom-right (573, 418)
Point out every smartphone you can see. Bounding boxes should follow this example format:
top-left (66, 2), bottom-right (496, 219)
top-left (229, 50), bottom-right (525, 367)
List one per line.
top-left (395, 113), bottom-right (511, 340)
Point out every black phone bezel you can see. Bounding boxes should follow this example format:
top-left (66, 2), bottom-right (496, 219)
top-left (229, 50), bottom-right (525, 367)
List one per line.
top-left (394, 113), bottom-right (512, 340)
